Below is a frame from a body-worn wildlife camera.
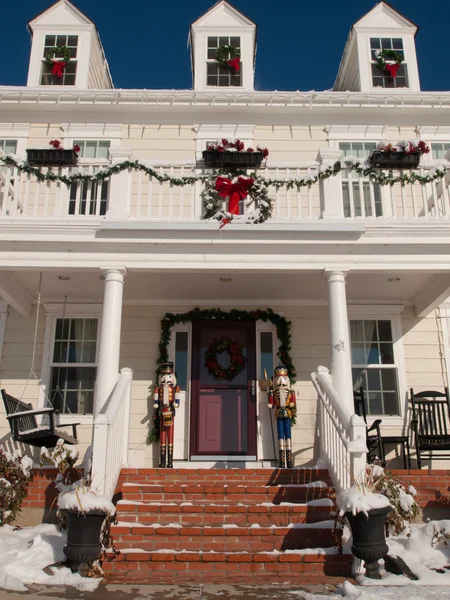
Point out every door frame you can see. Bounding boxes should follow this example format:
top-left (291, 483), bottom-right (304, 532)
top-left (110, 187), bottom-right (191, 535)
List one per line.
top-left (190, 319), bottom-right (257, 458)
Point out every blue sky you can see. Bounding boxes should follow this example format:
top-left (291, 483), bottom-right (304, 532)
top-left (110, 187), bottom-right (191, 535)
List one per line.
top-left (1, 0), bottom-right (449, 92)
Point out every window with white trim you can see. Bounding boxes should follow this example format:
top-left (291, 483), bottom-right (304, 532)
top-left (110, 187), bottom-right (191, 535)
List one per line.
top-left (339, 142), bottom-right (382, 217)
top-left (0, 140), bottom-right (18, 154)
top-left (49, 318), bottom-right (98, 414)
top-left (431, 143), bottom-right (450, 160)
top-left (73, 140), bottom-right (110, 159)
top-left (370, 38), bottom-right (409, 89)
top-left (40, 35), bottom-right (78, 86)
top-left (350, 319), bottom-right (400, 416)
top-left (68, 141), bottom-right (110, 216)
top-left (207, 36), bottom-right (241, 87)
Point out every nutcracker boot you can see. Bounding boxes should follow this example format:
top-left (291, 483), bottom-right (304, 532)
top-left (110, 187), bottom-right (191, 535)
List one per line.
top-left (158, 445), bottom-right (166, 468)
top-left (278, 440), bottom-right (285, 468)
top-left (286, 441), bottom-right (294, 469)
top-left (167, 444), bottom-right (173, 469)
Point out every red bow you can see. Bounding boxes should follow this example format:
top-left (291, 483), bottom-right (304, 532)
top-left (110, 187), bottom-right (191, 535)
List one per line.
top-left (51, 60), bottom-right (66, 79)
top-left (215, 176), bottom-right (254, 215)
top-left (385, 63), bottom-right (399, 78)
top-left (227, 57), bottom-right (241, 73)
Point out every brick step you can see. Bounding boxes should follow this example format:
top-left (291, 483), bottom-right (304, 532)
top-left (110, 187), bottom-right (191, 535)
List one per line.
top-left (120, 483), bottom-right (331, 504)
top-left (115, 500), bottom-right (335, 526)
top-left (102, 550), bottom-right (352, 584)
top-left (111, 522), bottom-right (337, 552)
top-left (117, 468), bottom-right (332, 487)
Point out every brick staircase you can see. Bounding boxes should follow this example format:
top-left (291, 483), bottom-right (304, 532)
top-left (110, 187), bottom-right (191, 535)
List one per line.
top-left (103, 467), bottom-right (352, 584)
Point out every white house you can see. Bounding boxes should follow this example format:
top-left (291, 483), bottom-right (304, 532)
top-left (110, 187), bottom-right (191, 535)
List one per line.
top-left (1, 0), bottom-right (450, 499)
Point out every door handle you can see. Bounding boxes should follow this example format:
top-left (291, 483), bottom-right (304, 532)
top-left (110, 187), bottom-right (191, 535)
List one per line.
top-left (251, 380), bottom-right (256, 396)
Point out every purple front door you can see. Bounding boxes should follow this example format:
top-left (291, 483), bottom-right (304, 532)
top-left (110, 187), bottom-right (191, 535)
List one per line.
top-left (190, 320), bottom-right (257, 456)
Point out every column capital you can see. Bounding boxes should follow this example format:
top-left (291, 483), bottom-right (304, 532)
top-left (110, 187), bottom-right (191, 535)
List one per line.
top-left (324, 269), bottom-right (349, 283)
top-left (101, 267), bottom-right (127, 279)
top-left (317, 147), bottom-right (342, 162)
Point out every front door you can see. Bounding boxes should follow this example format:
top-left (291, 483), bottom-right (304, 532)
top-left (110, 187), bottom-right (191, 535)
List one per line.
top-left (190, 320), bottom-right (257, 457)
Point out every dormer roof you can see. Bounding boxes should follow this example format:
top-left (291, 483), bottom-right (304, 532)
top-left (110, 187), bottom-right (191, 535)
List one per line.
top-left (28, 0), bottom-right (95, 32)
top-left (353, 1), bottom-right (417, 34)
top-left (190, 0), bottom-right (256, 29)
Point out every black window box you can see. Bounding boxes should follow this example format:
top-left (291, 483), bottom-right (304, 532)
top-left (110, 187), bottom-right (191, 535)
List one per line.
top-left (26, 148), bottom-right (78, 167)
top-left (369, 150), bottom-right (420, 170)
top-left (202, 150), bottom-right (264, 169)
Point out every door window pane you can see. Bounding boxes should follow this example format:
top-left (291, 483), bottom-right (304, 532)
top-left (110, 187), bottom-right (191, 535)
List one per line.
top-left (175, 331), bottom-right (189, 391)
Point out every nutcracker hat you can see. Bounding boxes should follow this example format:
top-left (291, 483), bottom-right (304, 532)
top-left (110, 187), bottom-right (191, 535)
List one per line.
top-left (274, 365), bottom-right (288, 377)
top-left (159, 362), bottom-right (174, 374)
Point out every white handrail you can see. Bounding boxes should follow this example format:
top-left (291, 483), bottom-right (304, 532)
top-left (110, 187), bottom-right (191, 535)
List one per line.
top-left (90, 367), bottom-right (133, 499)
top-left (311, 366), bottom-right (367, 493)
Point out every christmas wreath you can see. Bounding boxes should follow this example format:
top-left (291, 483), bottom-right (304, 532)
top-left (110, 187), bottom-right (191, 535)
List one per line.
top-left (375, 49), bottom-right (403, 78)
top-left (45, 46), bottom-right (71, 79)
top-left (202, 173), bottom-right (273, 226)
top-left (215, 45), bottom-right (241, 73)
top-left (205, 336), bottom-right (246, 381)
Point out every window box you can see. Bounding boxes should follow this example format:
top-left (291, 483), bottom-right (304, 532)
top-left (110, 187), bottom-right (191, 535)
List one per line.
top-left (26, 148), bottom-right (78, 167)
top-left (369, 150), bottom-right (420, 170)
top-left (202, 150), bottom-right (264, 169)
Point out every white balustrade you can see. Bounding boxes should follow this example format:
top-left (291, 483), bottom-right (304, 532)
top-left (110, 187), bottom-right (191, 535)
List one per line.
top-left (2, 159), bottom-right (450, 223)
top-left (91, 367), bottom-right (133, 500)
top-left (311, 366), bottom-right (367, 494)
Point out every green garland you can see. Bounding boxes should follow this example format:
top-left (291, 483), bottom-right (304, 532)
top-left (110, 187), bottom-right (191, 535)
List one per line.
top-left (215, 45), bottom-right (240, 68)
top-left (46, 46), bottom-right (71, 65)
top-left (1, 154), bottom-right (447, 189)
top-left (147, 307), bottom-right (295, 444)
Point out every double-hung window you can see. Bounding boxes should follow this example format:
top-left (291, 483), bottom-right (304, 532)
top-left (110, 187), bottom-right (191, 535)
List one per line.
top-left (49, 318), bottom-right (98, 415)
top-left (340, 142), bottom-right (382, 217)
top-left (370, 38), bottom-right (408, 89)
top-left (69, 140), bottom-right (110, 216)
top-left (0, 140), bottom-right (18, 155)
top-left (206, 36), bottom-right (241, 87)
top-left (40, 35), bottom-right (78, 86)
top-left (431, 143), bottom-right (450, 160)
top-left (350, 319), bottom-right (400, 416)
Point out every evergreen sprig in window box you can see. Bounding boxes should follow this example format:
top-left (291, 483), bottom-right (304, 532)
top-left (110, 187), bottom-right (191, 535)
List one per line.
top-left (203, 139), bottom-right (269, 169)
top-left (26, 140), bottom-right (80, 167)
top-left (369, 139), bottom-right (430, 170)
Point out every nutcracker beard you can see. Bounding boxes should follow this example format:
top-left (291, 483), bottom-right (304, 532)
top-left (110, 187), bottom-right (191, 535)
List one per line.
top-left (159, 407), bottom-right (175, 468)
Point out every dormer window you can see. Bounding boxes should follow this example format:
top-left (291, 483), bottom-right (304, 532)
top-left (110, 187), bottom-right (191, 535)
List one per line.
top-left (370, 38), bottom-right (408, 88)
top-left (206, 36), bottom-right (241, 87)
top-left (40, 34), bottom-right (78, 85)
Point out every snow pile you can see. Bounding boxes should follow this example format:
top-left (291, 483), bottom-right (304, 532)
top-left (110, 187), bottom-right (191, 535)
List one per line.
top-left (57, 489), bottom-right (116, 516)
top-left (0, 524), bottom-right (100, 592)
top-left (337, 486), bottom-right (391, 517)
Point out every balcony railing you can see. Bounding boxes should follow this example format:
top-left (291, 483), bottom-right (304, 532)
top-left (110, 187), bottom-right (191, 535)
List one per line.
top-left (1, 155), bottom-right (449, 223)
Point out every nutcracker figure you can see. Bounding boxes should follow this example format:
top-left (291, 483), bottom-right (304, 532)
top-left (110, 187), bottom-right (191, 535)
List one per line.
top-left (153, 362), bottom-right (181, 468)
top-left (268, 365), bottom-right (296, 468)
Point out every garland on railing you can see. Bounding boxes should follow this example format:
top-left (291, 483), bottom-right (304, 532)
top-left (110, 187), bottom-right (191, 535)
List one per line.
top-left (1, 154), bottom-right (448, 189)
top-left (147, 307), bottom-right (295, 444)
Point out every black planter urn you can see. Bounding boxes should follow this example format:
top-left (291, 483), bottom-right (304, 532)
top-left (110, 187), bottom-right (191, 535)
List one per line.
top-left (369, 150), bottom-right (421, 170)
top-left (202, 150), bottom-right (264, 169)
top-left (63, 510), bottom-right (107, 572)
top-left (26, 148), bottom-right (78, 167)
top-left (345, 505), bottom-right (392, 579)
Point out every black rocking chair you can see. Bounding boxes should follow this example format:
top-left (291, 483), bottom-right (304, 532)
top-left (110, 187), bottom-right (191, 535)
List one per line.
top-left (410, 388), bottom-right (450, 469)
top-left (2, 389), bottom-right (79, 448)
top-left (353, 387), bottom-right (385, 465)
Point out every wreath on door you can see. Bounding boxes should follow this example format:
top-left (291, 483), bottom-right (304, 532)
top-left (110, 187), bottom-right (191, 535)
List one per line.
top-left (205, 336), bottom-right (246, 381)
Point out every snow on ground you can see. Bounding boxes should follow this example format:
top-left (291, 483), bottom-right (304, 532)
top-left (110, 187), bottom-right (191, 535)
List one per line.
top-left (0, 524), bottom-right (100, 592)
top-left (290, 583), bottom-right (450, 600)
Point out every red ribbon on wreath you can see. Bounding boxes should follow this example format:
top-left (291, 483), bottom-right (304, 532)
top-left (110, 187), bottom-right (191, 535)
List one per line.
top-left (51, 60), bottom-right (66, 79)
top-left (215, 176), bottom-right (254, 215)
top-left (227, 57), bottom-right (241, 73)
top-left (385, 63), bottom-right (400, 78)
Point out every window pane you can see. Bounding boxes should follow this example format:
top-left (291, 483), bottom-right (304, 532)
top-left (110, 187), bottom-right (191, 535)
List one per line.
top-left (392, 39), bottom-right (403, 50)
top-left (350, 321), bottom-right (364, 342)
top-left (380, 343), bottom-right (394, 364)
top-left (84, 141), bottom-right (98, 159)
top-left (230, 37), bottom-right (240, 48)
top-left (97, 142), bottom-right (110, 159)
top-left (67, 35), bottom-right (78, 47)
top-left (175, 331), bottom-right (188, 392)
top-left (352, 343), bottom-right (366, 364)
top-left (381, 38), bottom-right (392, 49)
top-left (0, 140), bottom-right (18, 154)
top-left (219, 37), bottom-right (229, 47)
top-left (367, 369), bottom-right (381, 390)
top-left (50, 366), bottom-right (96, 414)
top-left (381, 369), bottom-right (397, 391)
top-left (207, 37), bottom-right (218, 48)
top-left (383, 392), bottom-right (399, 415)
top-left (367, 343), bottom-right (380, 364)
top-left (45, 35), bottom-right (56, 48)
top-left (370, 38), bottom-right (381, 49)
top-left (364, 321), bottom-right (377, 343)
top-left (368, 392), bottom-right (383, 415)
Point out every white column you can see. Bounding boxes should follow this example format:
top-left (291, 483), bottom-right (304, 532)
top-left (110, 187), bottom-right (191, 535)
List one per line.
top-left (94, 267), bottom-right (126, 417)
top-left (318, 147), bottom-right (344, 219)
top-left (326, 270), bottom-right (354, 414)
top-left (105, 147), bottom-right (133, 220)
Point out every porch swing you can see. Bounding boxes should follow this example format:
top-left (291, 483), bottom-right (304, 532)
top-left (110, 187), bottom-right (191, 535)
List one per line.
top-left (1, 273), bottom-right (79, 448)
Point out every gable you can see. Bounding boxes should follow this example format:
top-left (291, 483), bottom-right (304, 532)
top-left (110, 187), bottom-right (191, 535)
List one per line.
top-left (28, 0), bottom-right (93, 30)
top-left (191, 0), bottom-right (255, 29)
top-left (354, 1), bottom-right (417, 32)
